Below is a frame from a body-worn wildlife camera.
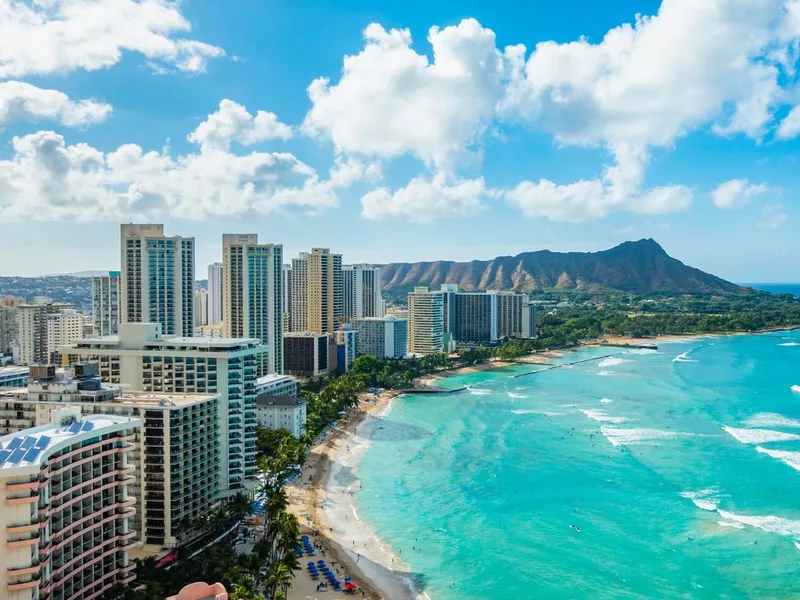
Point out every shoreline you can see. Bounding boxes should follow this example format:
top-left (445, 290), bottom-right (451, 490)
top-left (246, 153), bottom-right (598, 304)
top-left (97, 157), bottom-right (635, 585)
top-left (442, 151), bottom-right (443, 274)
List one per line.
top-left (286, 327), bottom-right (800, 599)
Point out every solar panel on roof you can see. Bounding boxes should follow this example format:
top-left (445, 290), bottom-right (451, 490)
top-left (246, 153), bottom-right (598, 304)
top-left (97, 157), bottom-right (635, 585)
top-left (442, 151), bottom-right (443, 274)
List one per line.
top-left (68, 421), bottom-right (81, 434)
top-left (8, 448), bottom-right (26, 464)
top-left (7, 437), bottom-right (22, 450)
top-left (34, 436), bottom-right (50, 449)
top-left (23, 447), bottom-right (42, 463)
top-left (80, 421), bottom-right (94, 432)
top-left (20, 437), bottom-right (36, 450)
top-left (0, 449), bottom-right (11, 465)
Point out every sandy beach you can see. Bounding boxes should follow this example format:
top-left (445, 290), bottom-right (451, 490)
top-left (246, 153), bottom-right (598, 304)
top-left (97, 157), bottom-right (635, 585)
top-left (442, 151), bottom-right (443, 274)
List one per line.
top-left (287, 389), bottom-right (424, 600)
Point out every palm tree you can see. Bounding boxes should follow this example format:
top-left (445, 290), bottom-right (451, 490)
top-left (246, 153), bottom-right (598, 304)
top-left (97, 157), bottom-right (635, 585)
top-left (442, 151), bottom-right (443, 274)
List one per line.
top-left (264, 562), bottom-right (293, 599)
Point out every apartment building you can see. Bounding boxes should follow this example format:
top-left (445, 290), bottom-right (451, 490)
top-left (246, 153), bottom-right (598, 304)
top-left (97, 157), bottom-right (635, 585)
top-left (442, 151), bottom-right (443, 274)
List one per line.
top-left (407, 287), bottom-right (445, 356)
top-left (283, 332), bottom-right (329, 377)
top-left (282, 264), bottom-right (292, 333)
top-left (92, 272), bottom-right (120, 337)
top-left (62, 323), bottom-right (265, 496)
top-left (194, 290), bottom-right (209, 328)
top-left (17, 302), bottom-right (74, 366)
top-left (207, 263), bottom-right (223, 326)
top-left (255, 373), bottom-right (298, 398)
top-left (222, 234), bottom-right (284, 375)
top-left (0, 411), bottom-right (140, 600)
top-left (0, 366), bottom-right (29, 388)
top-left (352, 316), bottom-right (408, 359)
top-left (120, 224), bottom-right (195, 337)
top-left (46, 312), bottom-right (86, 361)
top-left (342, 265), bottom-right (383, 322)
top-left (452, 292), bottom-right (499, 346)
top-left (291, 249), bottom-right (342, 334)
top-left (254, 395), bottom-right (306, 438)
top-left (1, 305), bottom-right (20, 355)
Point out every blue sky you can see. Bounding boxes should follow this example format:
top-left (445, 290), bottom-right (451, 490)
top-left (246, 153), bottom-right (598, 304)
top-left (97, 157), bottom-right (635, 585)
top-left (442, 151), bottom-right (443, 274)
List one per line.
top-left (1, 0), bottom-right (799, 282)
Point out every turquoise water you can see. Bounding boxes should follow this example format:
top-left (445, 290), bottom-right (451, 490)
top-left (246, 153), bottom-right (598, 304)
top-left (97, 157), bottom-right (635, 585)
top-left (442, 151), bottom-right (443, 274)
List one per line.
top-left (356, 333), bottom-right (800, 599)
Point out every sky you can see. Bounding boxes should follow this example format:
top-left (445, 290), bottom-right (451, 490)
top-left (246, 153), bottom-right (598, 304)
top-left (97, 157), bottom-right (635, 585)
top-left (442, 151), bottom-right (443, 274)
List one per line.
top-left (1, 0), bottom-right (799, 282)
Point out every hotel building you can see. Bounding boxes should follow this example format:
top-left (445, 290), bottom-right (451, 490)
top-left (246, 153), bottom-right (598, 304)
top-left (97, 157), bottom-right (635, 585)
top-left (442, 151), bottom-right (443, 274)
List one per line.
top-left (17, 302), bottom-right (75, 366)
top-left (120, 224), bottom-right (195, 337)
top-left (451, 292), bottom-right (498, 346)
top-left (254, 395), bottom-right (307, 439)
top-left (290, 249), bottom-right (343, 334)
top-left (407, 287), bottom-right (444, 356)
top-left (255, 373), bottom-right (298, 398)
top-left (0, 411), bottom-right (140, 600)
top-left (222, 234), bottom-right (284, 375)
top-left (92, 272), bottom-right (120, 337)
top-left (207, 263), bottom-right (223, 326)
top-left (0, 367), bottom-right (30, 388)
top-left (283, 332), bottom-right (329, 377)
top-left (342, 265), bottom-right (383, 322)
top-left (62, 323), bottom-right (265, 496)
top-left (352, 316), bottom-right (408, 359)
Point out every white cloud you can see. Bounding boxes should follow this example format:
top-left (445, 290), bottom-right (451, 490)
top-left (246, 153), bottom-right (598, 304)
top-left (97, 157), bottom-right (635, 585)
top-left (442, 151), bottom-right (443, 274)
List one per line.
top-left (0, 80), bottom-right (111, 127)
top-left (0, 0), bottom-right (224, 77)
top-left (361, 172), bottom-right (487, 221)
top-left (711, 179), bottom-right (769, 209)
top-left (187, 99), bottom-right (292, 152)
top-left (504, 175), bottom-right (691, 223)
top-left (0, 101), bottom-right (359, 222)
top-left (776, 105), bottom-right (800, 139)
top-left (304, 19), bottom-right (508, 169)
top-left (758, 204), bottom-right (788, 229)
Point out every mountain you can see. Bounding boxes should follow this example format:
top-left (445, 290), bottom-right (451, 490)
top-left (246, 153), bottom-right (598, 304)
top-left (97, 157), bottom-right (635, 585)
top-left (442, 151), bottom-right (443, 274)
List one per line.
top-left (379, 239), bottom-right (744, 294)
top-left (43, 270), bottom-right (111, 278)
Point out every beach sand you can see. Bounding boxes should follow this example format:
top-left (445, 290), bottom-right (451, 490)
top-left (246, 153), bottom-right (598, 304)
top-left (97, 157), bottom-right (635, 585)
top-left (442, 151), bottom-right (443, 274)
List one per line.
top-left (287, 390), bottom-right (424, 600)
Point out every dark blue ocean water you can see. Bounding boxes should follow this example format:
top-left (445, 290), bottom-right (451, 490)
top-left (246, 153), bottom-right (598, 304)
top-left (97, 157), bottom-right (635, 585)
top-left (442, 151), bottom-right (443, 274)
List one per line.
top-left (743, 283), bottom-right (800, 297)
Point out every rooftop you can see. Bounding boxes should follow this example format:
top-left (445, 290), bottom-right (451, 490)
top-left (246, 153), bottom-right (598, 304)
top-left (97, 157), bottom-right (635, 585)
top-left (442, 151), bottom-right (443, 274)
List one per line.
top-left (256, 373), bottom-right (297, 385)
top-left (114, 390), bottom-right (217, 407)
top-left (284, 331), bottom-right (328, 338)
top-left (0, 414), bottom-right (138, 470)
top-left (255, 394), bottom-right (306, 408)
top-left (0, 366), bottom-right (29, 375)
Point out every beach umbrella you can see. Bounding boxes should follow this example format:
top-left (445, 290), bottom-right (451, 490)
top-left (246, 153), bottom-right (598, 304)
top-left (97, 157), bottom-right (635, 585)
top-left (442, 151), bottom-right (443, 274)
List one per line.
top-left (345, 583), bottom-right (357, 591)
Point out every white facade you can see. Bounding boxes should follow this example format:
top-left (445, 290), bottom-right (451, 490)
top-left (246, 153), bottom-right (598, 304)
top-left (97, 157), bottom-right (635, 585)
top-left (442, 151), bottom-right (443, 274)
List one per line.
top-left (255, 373), bottom-right (298, 397)
top-left (194, 290), bottom-right (209, 327)
top-left (62, 323), bottom-right (266, 496)
top-left (352, 316), bottom-right (408, 359)
top-left (207, 262), bottom-right (223, 325)
top-left (222, 234), bottom-right (283, 375)
top-left (120, 224), bottom-right (195, 337)
top-left (17, 302), bottom-right (73, 366)
top-left (342, 265), bottom-right (383, 322)
top-left (282, 264), bottom-right (292, 332)
top-left (0, 412), bottom-right (140, 600)
top-left (407, 287), bottom-right (444, 355)
top-left (92, 272), bottom-right (120, 336)
top-left (45, 311), bottom-right (86, 358)
top-left (254, 396), bottom-right (306, 438)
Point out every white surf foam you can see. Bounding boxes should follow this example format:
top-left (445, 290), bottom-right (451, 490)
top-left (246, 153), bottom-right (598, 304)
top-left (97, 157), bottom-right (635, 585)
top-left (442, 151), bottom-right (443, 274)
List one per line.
top-left (625, 348), bottom-right (660, 355)
top-left (468, 388), bottom-right (491, 396)
top-left (795, 542), bottom-right (800, 551)
top-left (673, 350), bottom-right (698, 363)
top-left (792, 385), bottom-right (800, 395)
top-left (717, 520), bottom-right (746, 529)
top-left (716, 510), bottom-right (800, 537)
top-left (507, 392), bottom-right (527, 399)
top-left (597, 370), bottom-right (613, 377)
top-left (598, 357), bottom-right (628, 368)
top-left (756, 446), bottom-right (800, 472)
top-left (680, 488), bottom-right (720, 511)
top-left (600, 398), bottom-right (614, 404)
top-left (580, 409), bottom-right (629, 424)
top-left (510, 409), bottom-right (538, 415)
top-left (744, 413), bottom-right (800, 428)
top-left (600, 426), bottom-right (681, 446)
top-left (724, 426), bottom-right (800, 444)
top-left (779, 342), bottom-right (800, 347)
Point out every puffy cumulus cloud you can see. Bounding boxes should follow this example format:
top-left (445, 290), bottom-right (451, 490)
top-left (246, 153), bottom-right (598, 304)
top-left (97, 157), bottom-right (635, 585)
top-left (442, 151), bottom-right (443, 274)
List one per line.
top-left (504, 176), bottom-right (691, 223)
top-left (187, 99), bottom-right (293, 152)
top-left (0, 102), bottom-right (361, 222)
top-left (711, 179), bottom-right (769, 209)
top-left (777, 106), bottom-right (800, 139)
top-left (0, 0), bottom-right (224, 77)
top-left (361, 172), bottom-right (487, 222)
top-left (0, 80), bottom-right (111, 127)
top-left (304, 19), bottom-right (509, 169)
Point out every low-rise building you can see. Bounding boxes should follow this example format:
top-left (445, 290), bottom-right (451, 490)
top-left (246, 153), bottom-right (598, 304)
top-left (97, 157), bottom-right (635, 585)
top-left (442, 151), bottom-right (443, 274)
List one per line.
top-left (0, 411), bottom-right (140, 600)
top-left (255, 373), bottom-right (298, 398)
top-left (254, 395), bottom-right (307, 438)
top-left (333, 328), bottom-right (358, 372)
top-left (283, 332), bottom-right (329, 378)
top-left (0, 366), bottom-right (29, 388)
top-left (352, 316), bottom-right (408, 359)
top-left (168, 582), bottom-right (228, 600)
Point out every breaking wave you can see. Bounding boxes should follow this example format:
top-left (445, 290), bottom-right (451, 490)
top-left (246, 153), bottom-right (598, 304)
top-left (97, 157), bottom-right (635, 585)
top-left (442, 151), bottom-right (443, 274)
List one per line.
top-left (580, 409), bottom-right (628, 424)
top-left (723, 426), bottom-right (800, 444)
top-left (744, 413), bottom-right (800, 428)
top-left (600, 426), bottom-right (682, 446)
top-left (756, 446), bottom-right (800, 472)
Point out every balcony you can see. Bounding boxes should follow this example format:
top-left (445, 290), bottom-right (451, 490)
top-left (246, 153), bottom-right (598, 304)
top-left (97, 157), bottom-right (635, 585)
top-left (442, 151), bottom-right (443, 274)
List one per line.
top-left (6, 491), bottom-right (39, 505)
top-left (7, 534), bottom-right (40, 548)
top-left (7, 576), bottom-right (40, 591)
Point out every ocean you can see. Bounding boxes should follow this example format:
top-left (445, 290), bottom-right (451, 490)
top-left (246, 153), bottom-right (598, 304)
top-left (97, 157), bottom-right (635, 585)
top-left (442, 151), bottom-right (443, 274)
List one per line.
top-left (744, 283), bottom-right (800, 297)
top-left (354, 332), bottom-right (800, 599)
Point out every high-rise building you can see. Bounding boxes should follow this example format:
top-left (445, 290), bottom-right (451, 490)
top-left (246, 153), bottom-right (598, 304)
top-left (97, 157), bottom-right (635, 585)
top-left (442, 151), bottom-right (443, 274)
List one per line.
top-left (0, 364), bottom-right (220, 550)
top-left (283, 332), bottom-right (329, 377)
top-left (92, 271), bottom-right (120, 336)
top-left (0, 305), bottom-right (19, 355)
top-left (0, 411), bottom-right (140, 599)
top-left (45, 311), bottom-right (86, 360)
top-left (194, 290), bottom-right (209, 328)
top-left (342, 265), bottom-right (383, 322)
top-left (120, 224), bottom-right (195, 337)
top-left (222, 234), bottom-right (284, 375)
top-left (282, 264), bottom-right (292, 332)
top-left (291, 249), bottom-right (342, 334)
top-left (207, 262), bottom-right (223, 325)
top-left (333, 328), bottom-right (358, 372)
top-left (63, 323), bottom-right (266, 496)
top-left (352, 316), bottom-right (408, 359)
top-left (452, 292), bottom-right (498, 345)
top-left (522, 302), bottom-right (537, 339)
top-left (407, 287), bottom-right (444, 355)
top-left (17, 301), bottom-right (74, 365)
